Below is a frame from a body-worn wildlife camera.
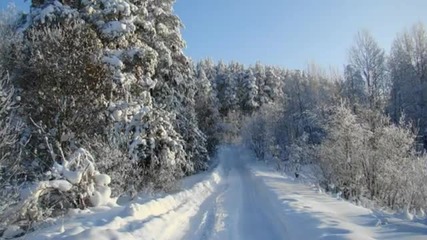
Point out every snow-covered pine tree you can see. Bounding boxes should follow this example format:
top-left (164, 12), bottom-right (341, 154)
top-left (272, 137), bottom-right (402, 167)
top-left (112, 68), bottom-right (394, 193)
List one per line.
top-left (215, 61), bottom-right (230, 116)
top-left (225, 62), bottom-right (242, 112)
top-left (194, 65), bottom-right (221, 155)
top-left (240, 68), bottom-right (258, 114)
top-left (199, 58), bottom-right (218, 84)
top-left (140, 0), bottom-right (209, 172)
top-left (264, 66), bottom-right (282, 104)
top-left (78, 0), bottom-right (206, 186)
top-left (253, 62), bottom-right (267, 106)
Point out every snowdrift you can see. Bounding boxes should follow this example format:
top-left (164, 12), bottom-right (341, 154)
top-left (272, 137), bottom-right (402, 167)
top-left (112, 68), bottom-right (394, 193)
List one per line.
top-left (22, 155), bottom-right (225, 240)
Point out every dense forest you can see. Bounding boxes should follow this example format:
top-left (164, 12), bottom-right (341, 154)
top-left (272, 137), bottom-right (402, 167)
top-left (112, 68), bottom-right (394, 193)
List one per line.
top-left (0, 0), bottom-right (426, 235)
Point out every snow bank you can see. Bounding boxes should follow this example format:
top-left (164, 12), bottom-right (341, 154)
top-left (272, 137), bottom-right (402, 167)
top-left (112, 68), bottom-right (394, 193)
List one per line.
top-left (23, 157), bottom-right (225, 240)
top-left (247, 159), bottom-right (427, 240)
top-left (2, 225), bottom-right (24, 239)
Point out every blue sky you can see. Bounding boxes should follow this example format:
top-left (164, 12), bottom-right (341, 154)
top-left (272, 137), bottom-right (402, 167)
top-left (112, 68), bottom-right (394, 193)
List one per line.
top-left (2, 0), bottom-right (427, 69)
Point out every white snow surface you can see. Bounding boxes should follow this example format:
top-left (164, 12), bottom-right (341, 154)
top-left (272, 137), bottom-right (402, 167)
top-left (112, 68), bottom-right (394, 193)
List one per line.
top-left (41, 180), bottom-right (73, 192)
top-left (22, 146), bottom-right (427, 240)
top-left (3, 225), bottom-right (24, 239)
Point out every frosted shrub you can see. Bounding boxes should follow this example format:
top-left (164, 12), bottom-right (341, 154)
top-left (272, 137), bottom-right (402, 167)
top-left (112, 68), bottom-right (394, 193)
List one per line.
top-left (0, 7), bottom-right (22, 165)
top-left (242, 114), bottom-right (269, 160)
top-left (317, 104), bottom-right (427, 211)
top-left (50, 148), bottom-right (112, 208)
top-left (0, 148), bottom-right (112, 232)
top-left (0, 7), bottom-right (26, 236)
top-left (0, 73), bottom-right (24, 236)
top-left (88, 137), bottom-right (131, 197)
top-left (241, 102), bottom-right (287, 162)
top-left (287, 133), bottom-right (317, 172)
top-left (0, 73), bottom-right (20, 166)
top-left (316, 105), bottom-right (369, 198)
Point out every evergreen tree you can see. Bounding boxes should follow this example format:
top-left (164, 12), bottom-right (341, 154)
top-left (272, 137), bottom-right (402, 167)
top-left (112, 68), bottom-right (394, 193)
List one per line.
top-left (215, 61), bottom-right (231, 115)
top-left (240, 68), bottom-right (258, 113)
top-left (194, 66), bottom-right (221, 156)
top-left (253, 62), bottom-right (267, 105)
top-left (264, 66), bottom-right (282, 104)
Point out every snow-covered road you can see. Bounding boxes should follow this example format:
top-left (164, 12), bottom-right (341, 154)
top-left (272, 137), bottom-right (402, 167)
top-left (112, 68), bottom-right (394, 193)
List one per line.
top-left (185, 147), bottom-right (286, 239)
top-left (185, 146), bottom-right (289, 240)
top-left (24, 146), bottom-right (427, 240)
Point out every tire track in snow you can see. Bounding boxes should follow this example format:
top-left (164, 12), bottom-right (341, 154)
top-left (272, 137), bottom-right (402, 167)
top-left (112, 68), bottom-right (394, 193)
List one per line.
top-left (183, 182), bottom-right (229, 240)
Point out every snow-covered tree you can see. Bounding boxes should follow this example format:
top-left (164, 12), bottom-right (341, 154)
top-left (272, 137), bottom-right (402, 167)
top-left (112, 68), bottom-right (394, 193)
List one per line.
top-left (214, 61), bottom-right (239, 116)
top-left (252, 62), bottom-right (267, 105)
top-left (0, 72), bottom-right (25, 231)
top-left (242, 109), bottom-right (270, 160)
top-left (389, 23), bottom-right (427, 146)
top-left (194, 66), bottom-right (221, 155)
top-left (197, 59), bottom-right (218, 95)
top-left (80, 0), bottom-right (209, 181)
top-left (264, 66), bottom-right (282, 104)
top-left (139, 0), bottom-right (209, 171)
top-left (316, 104), bottom-right (370, 199)
top-left (348, 30), bottom-right (388, 110)
top-left (16, 21), bottom-right (108, 149)
top-left (342, 64), bottom-right (367, 112)
top-left (239, 68), bottom-right (259, 113)
top-left (316, 103), bottom-right (427, 210)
